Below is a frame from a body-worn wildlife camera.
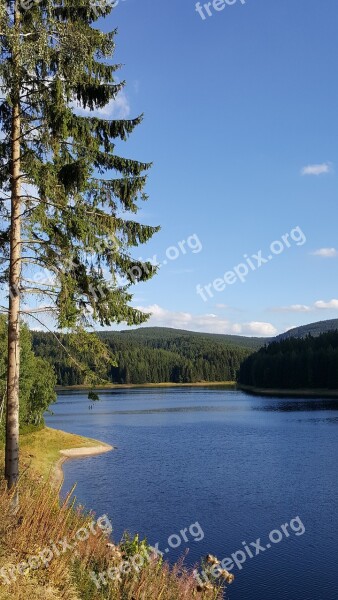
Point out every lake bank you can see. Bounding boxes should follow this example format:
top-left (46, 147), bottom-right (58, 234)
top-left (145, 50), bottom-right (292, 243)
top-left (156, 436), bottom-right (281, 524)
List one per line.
top-left (238, 383), bottom-right (338, 398)
top-left (1, 427), bottom-right (114, 485)
top-left (53, 443), bottom-right (114, 487)
top-left (56, 381), bottom-right (236, 391)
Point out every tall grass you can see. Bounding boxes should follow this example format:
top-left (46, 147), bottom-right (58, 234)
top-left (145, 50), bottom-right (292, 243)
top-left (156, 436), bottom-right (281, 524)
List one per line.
top-left (0, 477), bottom-right (225, 600)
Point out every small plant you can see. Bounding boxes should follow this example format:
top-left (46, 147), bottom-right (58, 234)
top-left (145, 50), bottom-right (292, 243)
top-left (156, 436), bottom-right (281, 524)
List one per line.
top-left (194, 554), bottom-right (235, 596)
top-left (120, 532), bottom-right (154, 562)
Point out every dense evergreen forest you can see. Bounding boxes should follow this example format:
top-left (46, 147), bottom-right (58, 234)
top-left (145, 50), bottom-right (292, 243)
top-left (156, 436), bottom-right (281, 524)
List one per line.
top-left (238, 330), bottom-right (338, 389)
top-left (32, 327), bottom-right (262, 386)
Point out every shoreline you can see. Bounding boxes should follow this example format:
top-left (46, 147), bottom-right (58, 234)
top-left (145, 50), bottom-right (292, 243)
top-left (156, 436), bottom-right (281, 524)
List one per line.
top-left (52, 443), bottom-right (114, 488)
top-left (238, 384), bottom-right (338, 398)
top-left (1, 428), bottom-right (115, 489)
top-left (56, 381), bottom-right (236, 391)
top-left (9, 427), bottom-right (115, 488)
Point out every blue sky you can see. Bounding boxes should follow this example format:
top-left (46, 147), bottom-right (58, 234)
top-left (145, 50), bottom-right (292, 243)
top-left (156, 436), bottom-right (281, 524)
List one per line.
top-left (98, 0), bottom-right (338, 337)
top-left (10, 0), bottom-right (336, 337)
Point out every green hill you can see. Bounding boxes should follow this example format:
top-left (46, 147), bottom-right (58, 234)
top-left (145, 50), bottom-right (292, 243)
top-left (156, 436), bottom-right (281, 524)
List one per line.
top-left (32, 327), bottom-right (264, 386)
top-left (105, 326), bottom-right (265, 349)
top-left (277, 319), bottom-right (338, 341)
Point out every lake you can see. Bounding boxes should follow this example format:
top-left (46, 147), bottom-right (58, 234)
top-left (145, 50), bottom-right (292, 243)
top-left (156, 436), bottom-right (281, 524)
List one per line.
top-left (45, 388), bottom-right (338, 600)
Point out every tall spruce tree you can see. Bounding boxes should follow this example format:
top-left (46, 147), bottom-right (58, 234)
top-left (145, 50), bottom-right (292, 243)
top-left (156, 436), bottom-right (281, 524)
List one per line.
top-left (0, 0), bottom-right (158, 490)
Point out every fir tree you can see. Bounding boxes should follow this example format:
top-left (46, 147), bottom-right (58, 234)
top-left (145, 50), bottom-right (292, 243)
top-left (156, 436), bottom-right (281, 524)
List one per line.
top-left (0, 0), bottom-right (159, 491)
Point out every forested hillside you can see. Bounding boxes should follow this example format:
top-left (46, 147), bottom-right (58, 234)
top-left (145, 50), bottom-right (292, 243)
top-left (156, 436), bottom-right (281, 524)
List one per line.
top-left (238, 330), bottom-right (338, 390)
top-left (32, 327), bottom-right (262, 385)
top-left (276, 319), bottom-right (338, 341)
top-left (114, 327), bottom-right (264, 349)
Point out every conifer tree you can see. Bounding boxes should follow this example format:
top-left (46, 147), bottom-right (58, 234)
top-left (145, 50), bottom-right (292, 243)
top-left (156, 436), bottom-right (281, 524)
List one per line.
top-left (0, 0), bottom-right (158, 490)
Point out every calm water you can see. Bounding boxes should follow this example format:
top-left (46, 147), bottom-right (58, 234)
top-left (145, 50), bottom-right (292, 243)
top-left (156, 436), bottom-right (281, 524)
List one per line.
top-left (45, 388), bottom-right (338, 600)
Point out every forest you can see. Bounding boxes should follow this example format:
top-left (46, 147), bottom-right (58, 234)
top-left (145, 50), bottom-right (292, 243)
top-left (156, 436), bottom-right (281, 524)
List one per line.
top-left (32, 327), bottom-right (261, 385)
top-left (238, 330), bottom-right (338, 389)
top-left (0, 317), bottom-right (56, 441)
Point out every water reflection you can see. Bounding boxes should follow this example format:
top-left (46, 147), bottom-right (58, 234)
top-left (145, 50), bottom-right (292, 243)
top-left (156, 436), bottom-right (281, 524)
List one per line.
top-left (254, 398), bottom-right (338, 412)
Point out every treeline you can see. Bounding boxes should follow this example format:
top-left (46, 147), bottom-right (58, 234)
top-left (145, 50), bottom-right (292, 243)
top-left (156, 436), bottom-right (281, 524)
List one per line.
top-left (238, 330), bottom-right (338, 389)
top-left (32, 328), bottom-right (256, 385)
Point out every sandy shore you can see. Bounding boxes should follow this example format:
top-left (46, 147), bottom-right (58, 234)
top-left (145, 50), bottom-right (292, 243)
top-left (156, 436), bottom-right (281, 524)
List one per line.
top-left (53, 444), bottom-right (113, 488)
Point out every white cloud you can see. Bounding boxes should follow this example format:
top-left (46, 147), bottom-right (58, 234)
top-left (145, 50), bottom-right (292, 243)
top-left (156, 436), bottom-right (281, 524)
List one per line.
top-left (243, 322), bottom-right (278, 336)
top-left (311, 248), bottom-right (338, 258)
top-left (272, 299), bottom-right (338, 312)
top-left (100, 90), bottom-right (130, 119)
top-left (301, 162), bottom-right (332, 176)
top-left (74, 89), bottom-right (130, 120)
top-left (313, 299), bottom-right (338, 310)
top-left (136, 304), bottom-right (278, 337)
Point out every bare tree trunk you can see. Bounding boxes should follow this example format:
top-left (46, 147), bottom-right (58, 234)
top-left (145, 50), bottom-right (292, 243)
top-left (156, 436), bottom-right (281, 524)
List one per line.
top-left (5, 8), bottom-right (21, 493)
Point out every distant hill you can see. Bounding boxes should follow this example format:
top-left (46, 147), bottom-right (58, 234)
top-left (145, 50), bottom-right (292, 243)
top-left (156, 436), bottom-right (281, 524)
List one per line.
top-left (277, 319), bottom-right (338, 341)
top-left (32, 327), bottom-right (265, 386)
top-left (108, 326), bottom-right (265, 350)
top-left (31, 321), bottom-right (338, 387)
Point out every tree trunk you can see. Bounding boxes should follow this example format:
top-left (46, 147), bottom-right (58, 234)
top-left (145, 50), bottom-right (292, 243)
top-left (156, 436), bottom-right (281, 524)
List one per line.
top-left (5, 13), bottom-right (21, 492)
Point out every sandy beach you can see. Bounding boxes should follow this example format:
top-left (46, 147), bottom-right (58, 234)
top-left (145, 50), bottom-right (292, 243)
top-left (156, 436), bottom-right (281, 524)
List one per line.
top-left (53, 443), bottom-right (114, 488)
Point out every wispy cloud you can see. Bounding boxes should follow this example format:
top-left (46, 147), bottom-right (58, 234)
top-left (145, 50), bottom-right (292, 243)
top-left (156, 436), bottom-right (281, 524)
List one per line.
top-left (74, 89), bottom-right (130, 120)
top-left (100, 90), bottom-right (131, 119)
top-left (301, 162), bottom-right (332, 176)
top-left (271, 304), bottom-right (312, 313)
top-left (311, 247), bottom-right (338, 258)
top-left (136, 304), bottom-right (278, 337)
top-left (272, 299), bottom-right (338, 312)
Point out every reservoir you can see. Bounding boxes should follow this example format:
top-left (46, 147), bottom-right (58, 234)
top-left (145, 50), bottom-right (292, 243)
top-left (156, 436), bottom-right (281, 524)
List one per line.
top-left (46, 388), bottom-right (338, 600)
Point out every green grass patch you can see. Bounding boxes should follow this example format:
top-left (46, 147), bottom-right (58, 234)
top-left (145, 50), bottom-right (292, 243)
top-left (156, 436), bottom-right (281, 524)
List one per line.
top-left (0, 426), bottom-right (110, 483)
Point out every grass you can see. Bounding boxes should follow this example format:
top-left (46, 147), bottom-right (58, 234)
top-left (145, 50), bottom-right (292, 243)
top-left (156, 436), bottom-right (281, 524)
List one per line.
top-left (20, 427), bottom-right (110, 482)
top-left (0, 427), bottom-right (228, 600)
top-left (0, 427), bottom-right (110, 483)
